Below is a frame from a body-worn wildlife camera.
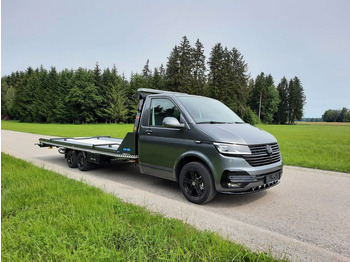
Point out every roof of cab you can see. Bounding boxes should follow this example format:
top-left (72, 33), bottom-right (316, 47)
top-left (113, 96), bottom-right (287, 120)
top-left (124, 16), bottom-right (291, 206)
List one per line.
top-left (136, 88), bottom-right (188, 99)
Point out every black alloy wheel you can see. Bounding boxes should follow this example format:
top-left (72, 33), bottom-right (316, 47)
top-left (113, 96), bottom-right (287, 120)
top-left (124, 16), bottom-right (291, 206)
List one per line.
top-left (179, 162), bottom-right (216, 204)
top-left (183, 170), bottom-right (205, 198)
top-left (77, 152), bottom-right (92, 171)
top-left (66, 150), bottom-right (78, 168)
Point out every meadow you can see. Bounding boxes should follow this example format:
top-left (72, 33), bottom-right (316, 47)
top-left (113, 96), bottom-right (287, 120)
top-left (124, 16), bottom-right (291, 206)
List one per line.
top-left (2, 120), bottom-right (350, 173)
top-left (257, 122), bottom-right (350, 173)
top-left (1, 153), bottom-right (282, 261)
top-left (1, 120), bottom-right (134, 138)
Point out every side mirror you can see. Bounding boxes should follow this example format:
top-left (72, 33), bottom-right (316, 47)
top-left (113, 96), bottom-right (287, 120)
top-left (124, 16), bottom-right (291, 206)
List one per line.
top-left (162, 117), bottom-right (185, 129)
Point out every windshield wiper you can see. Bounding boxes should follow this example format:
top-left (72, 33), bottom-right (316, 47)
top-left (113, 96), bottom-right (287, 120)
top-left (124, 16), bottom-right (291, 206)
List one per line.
top-left (197, 121), bottom-right (245, 124)
top-left (197, 121), bottom-right (230, 124)
top-left (210, 121), bottom-right (227, 124)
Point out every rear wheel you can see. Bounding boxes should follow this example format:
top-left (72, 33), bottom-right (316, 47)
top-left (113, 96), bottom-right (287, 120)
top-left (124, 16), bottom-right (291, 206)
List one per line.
top-left (66, 150), bottom-right (77, 168)
top-left (77, 152), bottom-right (92, 171)
top-left (179, 162), bottom-right (216, 204)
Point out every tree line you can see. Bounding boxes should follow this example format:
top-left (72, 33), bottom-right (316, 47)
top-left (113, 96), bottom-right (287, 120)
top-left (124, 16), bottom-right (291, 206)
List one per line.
top-left (322, 108), bottom-right (350, 122)
top-left (1, 36), bottom-right (306, 125)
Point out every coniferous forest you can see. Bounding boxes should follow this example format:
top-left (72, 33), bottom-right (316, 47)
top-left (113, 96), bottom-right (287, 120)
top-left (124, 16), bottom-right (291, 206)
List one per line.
top-left (1, 36), bottom-right (306, 125)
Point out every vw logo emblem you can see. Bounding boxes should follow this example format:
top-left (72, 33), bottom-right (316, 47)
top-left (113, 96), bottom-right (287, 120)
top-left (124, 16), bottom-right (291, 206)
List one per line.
top-left (266, 145), bottom-right (273, 155)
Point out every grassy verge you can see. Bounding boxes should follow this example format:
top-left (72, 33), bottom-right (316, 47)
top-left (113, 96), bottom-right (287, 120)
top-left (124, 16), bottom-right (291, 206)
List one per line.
top-left (1, 153), bottom-right (282, 261)
top-left (1, 120), bottom-right (134, 137)
top-left (2, 120), bottom-right (350, 173)
top-left (257, 123), bottom-right (350, 173)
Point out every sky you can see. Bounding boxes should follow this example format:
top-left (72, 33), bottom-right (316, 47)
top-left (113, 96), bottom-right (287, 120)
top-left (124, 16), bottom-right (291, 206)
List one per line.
top-left (1, 0), bottom-right (350, 118)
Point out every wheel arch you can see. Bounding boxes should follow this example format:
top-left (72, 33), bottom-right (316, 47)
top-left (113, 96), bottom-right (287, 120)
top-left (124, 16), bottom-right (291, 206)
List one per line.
top-left (174, 151), bottom-right (216, 182)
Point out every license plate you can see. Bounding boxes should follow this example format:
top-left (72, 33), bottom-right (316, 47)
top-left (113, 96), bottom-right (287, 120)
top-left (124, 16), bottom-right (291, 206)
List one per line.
top-left (265, 171), bottom-right (280, 183)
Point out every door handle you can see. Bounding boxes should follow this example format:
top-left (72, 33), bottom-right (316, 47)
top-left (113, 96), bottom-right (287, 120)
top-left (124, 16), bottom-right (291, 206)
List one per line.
top-left (146, 129), bottom-right (153, 135)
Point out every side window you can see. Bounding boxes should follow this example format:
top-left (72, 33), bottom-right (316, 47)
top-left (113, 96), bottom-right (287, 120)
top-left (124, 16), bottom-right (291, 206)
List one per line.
top-left (150, 99), bottom-right (181, 127)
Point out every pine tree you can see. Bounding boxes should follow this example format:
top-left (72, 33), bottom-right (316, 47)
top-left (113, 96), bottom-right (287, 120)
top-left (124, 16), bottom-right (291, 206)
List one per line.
top-left (166, 45), bottom-right (181, 91)
top-left (45, 67), bottom-right (60, 122)
top-left (104, 84), bottom-right (128, 123)
top-left (166, 36), bottom-right (198, 94)
top-left (152, 65), bottom-right (166, 90)
top-left (208, 43), bottom-right (225, 101)
top-left (2, 81), bottom-right (16, 118)
top-left (249, 73), bottom-right (279, 123)
top-left (97, 67), bottom-right (113, 122)
top-left (55, 69), bottom-right (74, 123)
top-left (65, 68), bottom-right (102, 123)
top-left (262, 85), bottom-right (280, 123)
top-left (142, 59), bottom-right (151, 80)
top-left (260, 75), bottom-right (279, 123)
top-left (1, 80), bottom-right (9, 116)
top-left (151, 67), bottom-right (161, 90)
top-left (142, 59), bottom-right (152, 89)
top-left (177, 36), bottom-right (193, 93)
top-left (190, 39), bottom-right (206, 95)
top-left (94, 63), bottom-right (110, 122)
top-left (274, 77), bottom-right (289, 124)
top-left (208, 44), bottom-right (249, 118)
top-left (249, 72), bottom-right (266, 119)
top-left (159, 64), bottom-right (166, 78)
top-left (288, 76), bottom-right (306, 124)
top-left (12, 70), bottom-right (29, 121)
top-left (21, 68), bottom-right (38, 122)
top-left (106, 65), bottom-right (127, 122)
top-left (93, 62), bottom-right (100, 78)
top-left (28, 67), bottom-right (47, 122)
top-left (226, 47), bottom-right (250, 117)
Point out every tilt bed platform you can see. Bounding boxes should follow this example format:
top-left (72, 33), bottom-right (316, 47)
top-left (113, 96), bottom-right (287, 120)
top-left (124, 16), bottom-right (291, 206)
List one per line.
top-left (37, 132), bottom-right (138, 160)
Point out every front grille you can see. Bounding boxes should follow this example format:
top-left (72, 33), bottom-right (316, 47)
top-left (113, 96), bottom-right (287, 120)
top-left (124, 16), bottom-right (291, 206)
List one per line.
top-left (243, 143), bottom-right (281, 167)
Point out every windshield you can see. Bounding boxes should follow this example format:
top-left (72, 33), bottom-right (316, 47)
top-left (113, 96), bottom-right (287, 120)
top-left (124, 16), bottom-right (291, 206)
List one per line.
top-left (177, 96), bottom-right (244, 124)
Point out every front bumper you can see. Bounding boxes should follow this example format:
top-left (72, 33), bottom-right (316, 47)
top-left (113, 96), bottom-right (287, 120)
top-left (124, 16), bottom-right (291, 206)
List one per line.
top-left (217, 168), bottom-right (282, 194)
top-left (212, 153), bottom-right (283, 193)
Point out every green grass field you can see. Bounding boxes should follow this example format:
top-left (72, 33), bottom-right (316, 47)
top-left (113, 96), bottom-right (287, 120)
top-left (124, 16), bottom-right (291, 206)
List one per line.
top-left (1, 120), bottom-right (134, 137)
top-left (1, 153), bottom-right (282, 261)
top-left (2, 120), bottom-right (350, 173)
top-left (257, 123), bottom-right (350, 173)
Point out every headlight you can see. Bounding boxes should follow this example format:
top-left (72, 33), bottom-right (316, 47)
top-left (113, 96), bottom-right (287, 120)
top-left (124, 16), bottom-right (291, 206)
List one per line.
top-left (213, 142), bottom-right (251, 155)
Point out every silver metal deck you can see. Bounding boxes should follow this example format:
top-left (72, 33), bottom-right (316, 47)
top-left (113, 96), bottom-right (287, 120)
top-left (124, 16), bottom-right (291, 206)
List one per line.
top-left (39, 136), bottom-right (138, 159)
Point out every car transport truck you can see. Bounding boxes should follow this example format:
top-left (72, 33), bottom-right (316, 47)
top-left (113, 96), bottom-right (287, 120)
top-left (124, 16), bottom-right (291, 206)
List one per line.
top-left (37, 88), bottom-right (283, 204)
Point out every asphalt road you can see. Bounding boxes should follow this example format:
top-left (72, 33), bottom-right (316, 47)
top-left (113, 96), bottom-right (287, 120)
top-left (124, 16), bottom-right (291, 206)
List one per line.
top-left (2, 130), bottom-right (350, 262)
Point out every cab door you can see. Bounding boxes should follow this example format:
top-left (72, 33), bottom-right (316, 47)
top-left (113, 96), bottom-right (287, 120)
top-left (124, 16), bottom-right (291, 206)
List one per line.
top-left (138, 97), bottom-right (190, 180)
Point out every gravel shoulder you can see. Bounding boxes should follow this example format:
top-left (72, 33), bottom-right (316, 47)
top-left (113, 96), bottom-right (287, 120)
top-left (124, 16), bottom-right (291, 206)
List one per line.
top-left (2, 130), bottom-right (350, 262)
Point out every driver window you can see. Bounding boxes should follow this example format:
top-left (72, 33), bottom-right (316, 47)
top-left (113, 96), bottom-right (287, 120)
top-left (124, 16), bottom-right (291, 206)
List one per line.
top-left (150, 99), bottom-right (180, 127)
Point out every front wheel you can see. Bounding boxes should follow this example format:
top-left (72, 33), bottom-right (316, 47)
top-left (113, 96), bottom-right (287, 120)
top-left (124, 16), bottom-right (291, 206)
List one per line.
top-left (179, 162), bottom-right (217, 204)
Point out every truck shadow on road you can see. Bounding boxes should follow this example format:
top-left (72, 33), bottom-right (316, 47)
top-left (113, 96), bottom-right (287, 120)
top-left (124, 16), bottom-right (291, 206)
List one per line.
top-left (36, 156), bottom-right (269, 207)
top-left (109, 161), bottom-right (269, 206)
top-left (100, 161), bottom-right (269, 206)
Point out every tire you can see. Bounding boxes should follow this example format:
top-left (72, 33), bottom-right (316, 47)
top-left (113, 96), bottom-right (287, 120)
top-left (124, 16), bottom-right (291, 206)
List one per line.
top-left (77, 152), bottom-right (92, 171)
top-left (66, 150), bottom-right (78, 168)
top-left (179, 162), bottom-right (217, 204)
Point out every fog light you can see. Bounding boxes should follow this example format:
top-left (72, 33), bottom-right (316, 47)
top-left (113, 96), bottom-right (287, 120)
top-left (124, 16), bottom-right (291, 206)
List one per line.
top-left (227, 183), bottom-right (240, 188)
